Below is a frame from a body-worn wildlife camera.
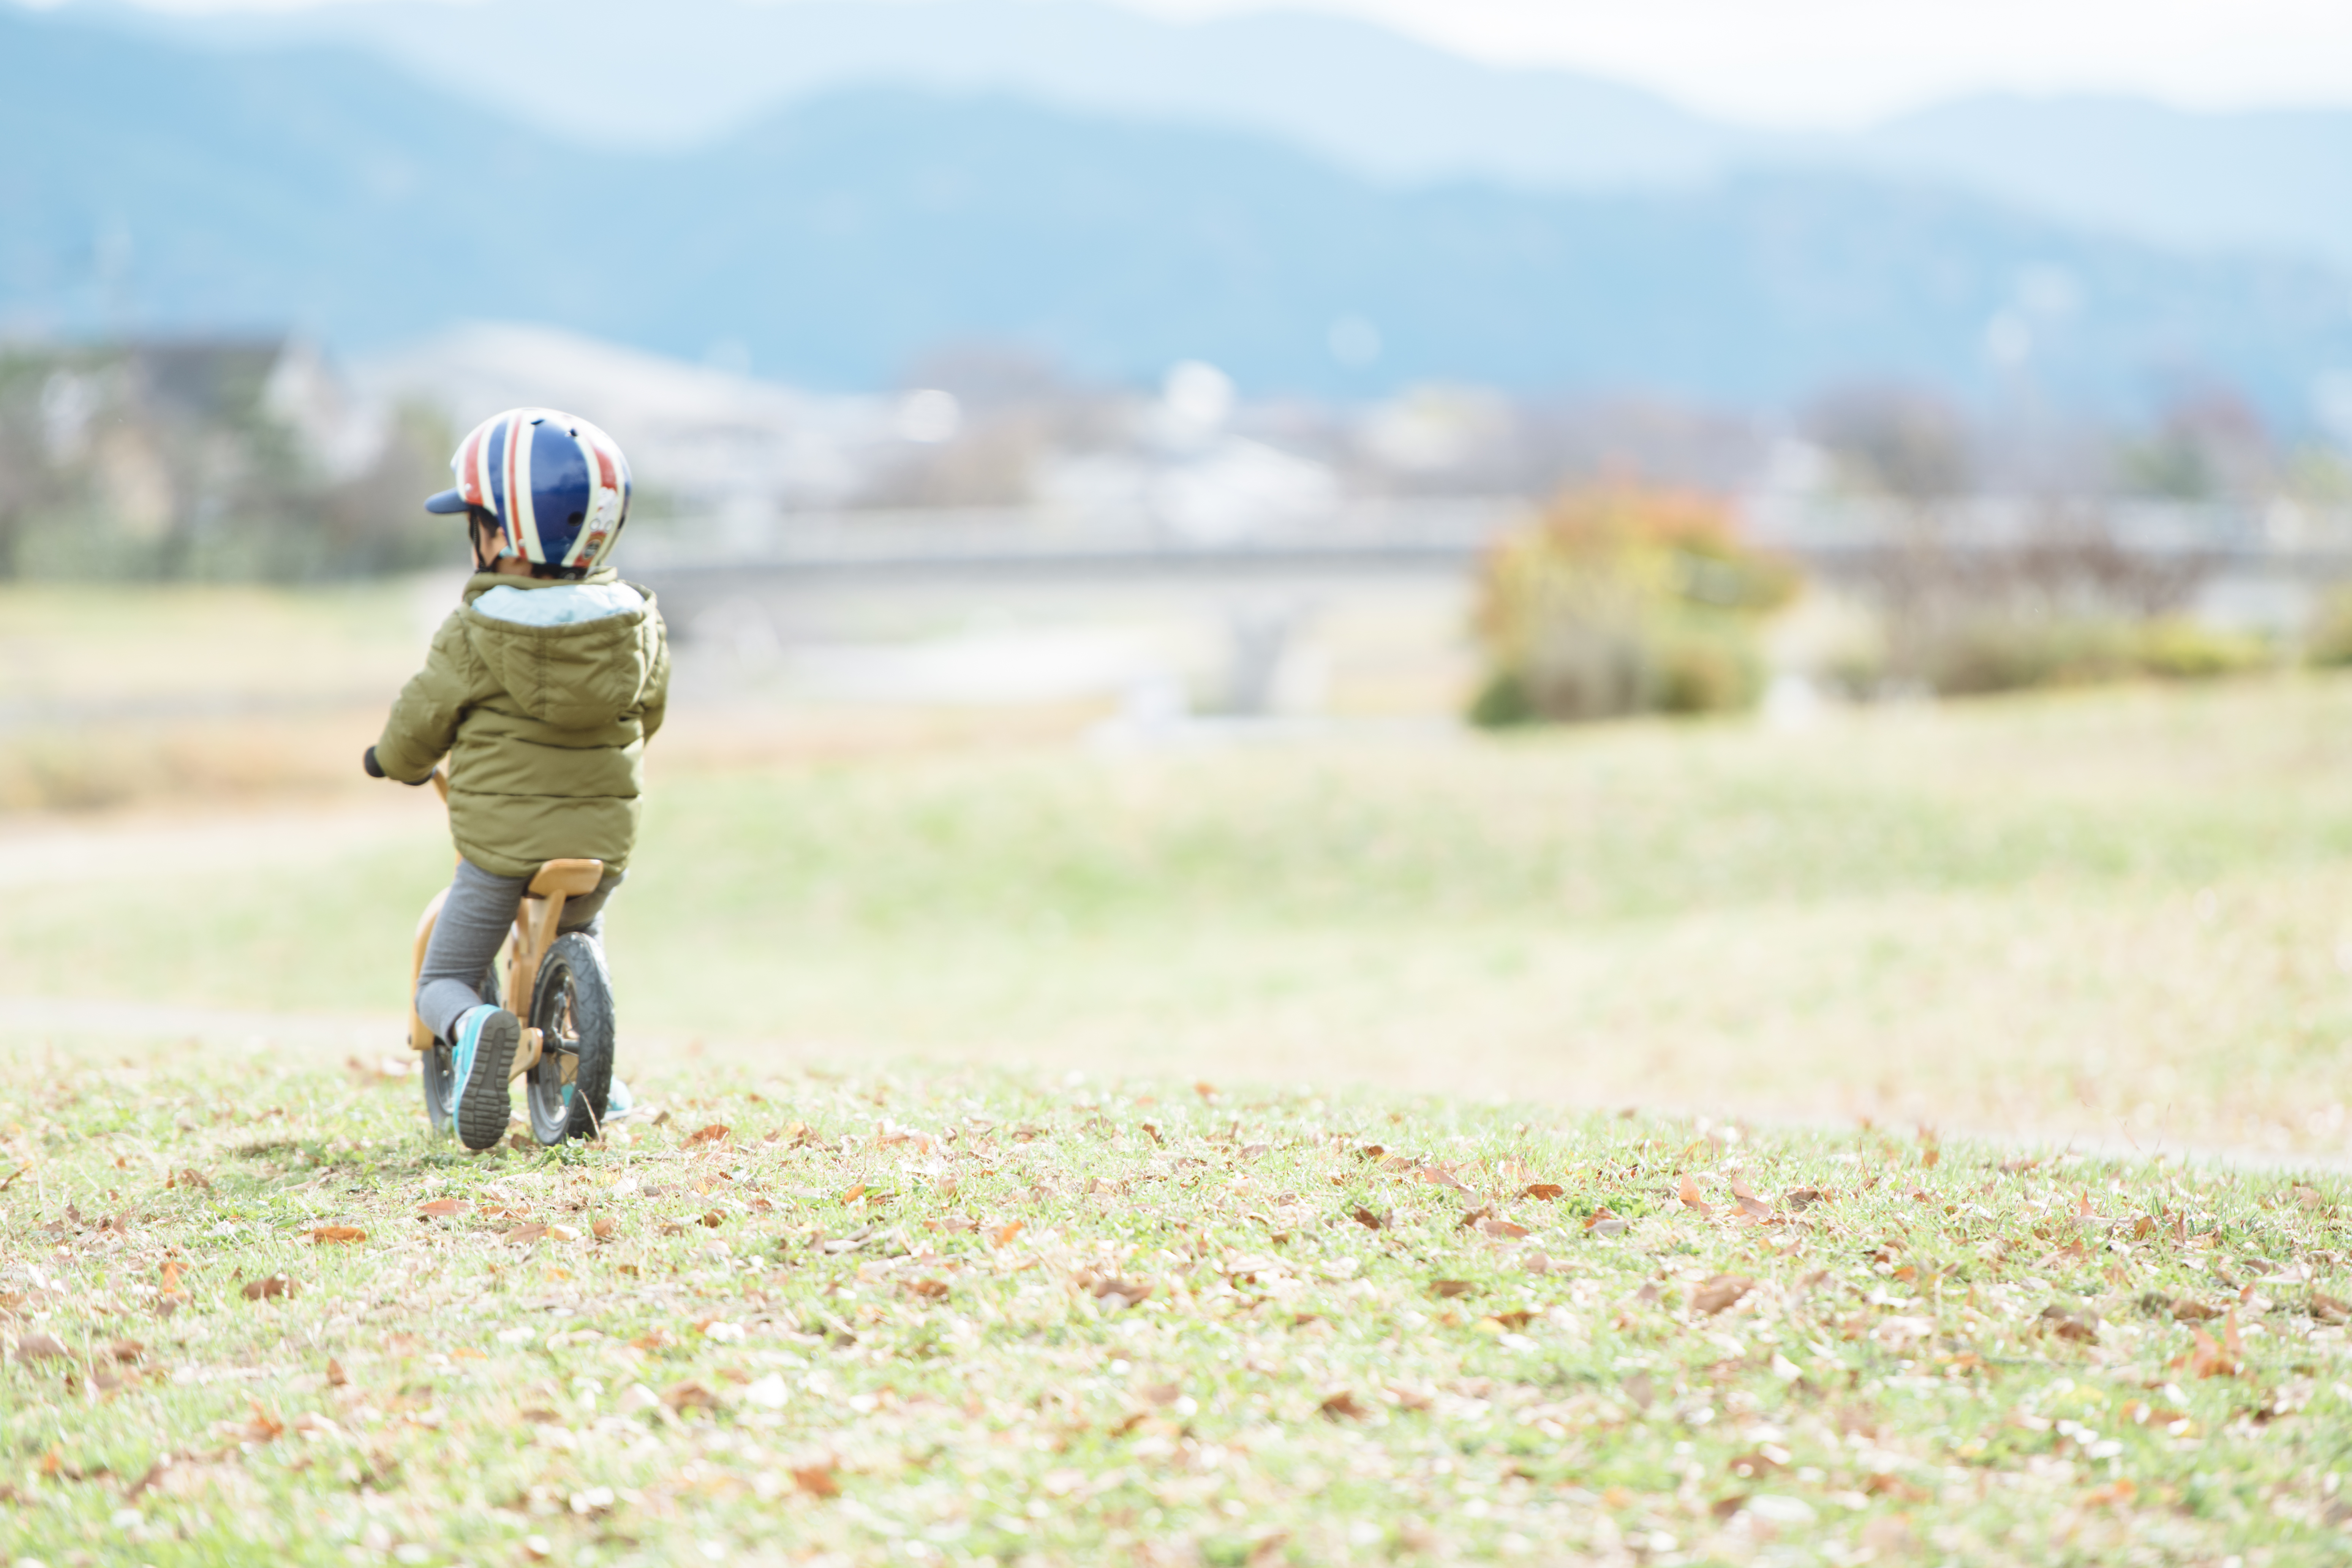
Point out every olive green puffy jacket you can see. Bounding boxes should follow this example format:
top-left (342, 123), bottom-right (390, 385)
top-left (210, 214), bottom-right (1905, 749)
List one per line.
top-left (374, 570), bottom-right (669, 879)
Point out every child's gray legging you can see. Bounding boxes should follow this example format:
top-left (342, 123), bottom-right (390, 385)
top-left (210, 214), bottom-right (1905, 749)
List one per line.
top-left (415, 858), bottom-right (624, 1043)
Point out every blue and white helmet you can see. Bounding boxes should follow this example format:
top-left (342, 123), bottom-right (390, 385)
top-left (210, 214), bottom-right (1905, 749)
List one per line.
top-left (424, 407), bottom-right (632, 574)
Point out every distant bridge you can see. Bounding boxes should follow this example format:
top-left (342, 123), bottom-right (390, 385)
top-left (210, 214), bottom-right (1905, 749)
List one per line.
top-left (635, 495), bottom-right (2352, 595)
top-left (630, 495), bottom-right (2352, 711)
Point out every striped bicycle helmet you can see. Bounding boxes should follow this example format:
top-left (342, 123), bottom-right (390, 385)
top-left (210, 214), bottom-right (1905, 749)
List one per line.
top-left (424, 408), bottom-right (632, 575)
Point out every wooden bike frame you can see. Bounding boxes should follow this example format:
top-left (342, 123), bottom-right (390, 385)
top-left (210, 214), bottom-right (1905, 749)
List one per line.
top-left (406, 765), bottom-right (603, 1084)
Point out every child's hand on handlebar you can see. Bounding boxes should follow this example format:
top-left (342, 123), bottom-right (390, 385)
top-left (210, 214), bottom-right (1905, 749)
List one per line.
top-left (364, 746), bottom-right (431, 786)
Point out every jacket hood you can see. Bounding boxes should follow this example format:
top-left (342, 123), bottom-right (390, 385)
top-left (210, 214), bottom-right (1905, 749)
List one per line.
top-left (459, 574), bottom-right (662, 729)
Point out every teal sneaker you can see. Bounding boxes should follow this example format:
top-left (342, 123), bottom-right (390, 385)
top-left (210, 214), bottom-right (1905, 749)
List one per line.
top-left (448, 1004), bottom-right (520, 1151)
top-left (561, 1074), bottom-right (634, 1121)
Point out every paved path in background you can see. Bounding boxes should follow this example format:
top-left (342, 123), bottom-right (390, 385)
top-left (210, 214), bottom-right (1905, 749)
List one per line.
top-left (0, 796), bottom-right (431, 891)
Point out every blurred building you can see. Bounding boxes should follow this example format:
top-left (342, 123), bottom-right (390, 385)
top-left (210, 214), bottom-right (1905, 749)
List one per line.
top-left (0, 335), bottom-right (439, 580)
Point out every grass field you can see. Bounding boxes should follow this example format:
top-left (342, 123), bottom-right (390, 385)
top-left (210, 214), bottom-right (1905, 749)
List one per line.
top-left (5, 1051), bottom-right (2352, 1567)
top-left (8, 672), bottom-right (2352, 1154)
top-left (12, 586), bottom-right (2352, 1563)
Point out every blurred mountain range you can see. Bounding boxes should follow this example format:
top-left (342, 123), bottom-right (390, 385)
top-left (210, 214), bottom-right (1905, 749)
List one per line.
top-left (91, 0), bottom-right (2352, 266)
top-left (6, 3), bottom-right (2351, 423)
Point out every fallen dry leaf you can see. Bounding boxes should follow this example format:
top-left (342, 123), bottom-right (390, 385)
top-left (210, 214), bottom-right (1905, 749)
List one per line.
top-left (2186, 1320), bottom-right (2237, 1378)
top-left (123, 1459), bottom-right (171, 1500)
top-left (1679, 1174), bottom-right (1712, 1214)
top-left (1350, 1206), bottom-right (1388, 1232)
top-left (307, 1226), bottom-right (367, 1245)
top-left (1475, 1217), bottom-right (1529, 1240)
top-left (1082, 1273), bottom-right (1154, 1309)
top-left (990, 1221), bottom-right (1025, 1248)
top-left (215, 1399), bottom-right (285, 1445)
top-left (501, 1225), bottom-right (549, 1246)
top-left (11, 1331), bottom-right (69, 1362)
top-left (1317, 1387), bottom-right (1368, 1420)
top-left (1430, 1279), bottom-right (1475, 1299)
top-left (241, 1275), bottom-right (296, 1302)
top-left (1691, 1274), bottom-right (1757, 1315)
top-left (662, 1381), bottom-right (721, 1412)
top-left (1875, 1315), bottom-right (1935, 1349)
top-left (793, 1461), bottom-right (841, 1497)
top-left (416, 1200), bottom-right (470, 1219)
top-left (1521, 1182), bottom-right (1564, 1201)
top-left (2040, 1306), bottom-right (2099, 1344)
top-left (326, 1358), bottom-right (347, 1388)
top-left (683, 1124), bottom-right (731, 1148)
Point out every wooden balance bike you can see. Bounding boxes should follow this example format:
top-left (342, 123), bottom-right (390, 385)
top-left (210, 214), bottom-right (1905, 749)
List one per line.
top-left (408, 765), bottom-right (616, 1145)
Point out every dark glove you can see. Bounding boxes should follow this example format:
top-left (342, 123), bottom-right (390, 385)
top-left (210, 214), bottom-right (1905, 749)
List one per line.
top-left (363, 746), bottom-right (431, 786)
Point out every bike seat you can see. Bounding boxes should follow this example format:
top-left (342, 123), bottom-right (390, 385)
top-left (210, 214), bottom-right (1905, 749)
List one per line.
top-left (529, 858), bottom-right (604, 898)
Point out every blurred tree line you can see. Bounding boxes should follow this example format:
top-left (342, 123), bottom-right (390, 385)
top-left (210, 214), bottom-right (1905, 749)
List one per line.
top-left (1468, 379), bottom-right (2352, 726)
top-left (0, 338), bottom-right (450, 581)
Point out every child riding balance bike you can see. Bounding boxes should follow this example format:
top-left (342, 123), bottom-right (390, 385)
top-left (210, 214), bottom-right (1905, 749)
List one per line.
top-left (364, 408), bottom-right (669, 1151)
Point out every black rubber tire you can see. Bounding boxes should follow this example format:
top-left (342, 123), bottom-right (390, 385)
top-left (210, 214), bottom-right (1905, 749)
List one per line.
top-left (422, 965), bottom-right (498, 1140)
top-left (528, 932), bottom-right (615, 1143)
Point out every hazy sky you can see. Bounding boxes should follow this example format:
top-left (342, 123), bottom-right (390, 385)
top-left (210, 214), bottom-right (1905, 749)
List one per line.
top-left (1154, 0), bottom-right (2352, 122)
top-left (82, 0), bottom-right (2352, 124)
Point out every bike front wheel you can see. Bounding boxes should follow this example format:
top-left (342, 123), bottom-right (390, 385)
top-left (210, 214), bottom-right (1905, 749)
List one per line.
top-left (524, 931), bottom-right (615, 1144)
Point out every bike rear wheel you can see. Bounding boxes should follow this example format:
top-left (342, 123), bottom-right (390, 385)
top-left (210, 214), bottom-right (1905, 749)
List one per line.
top-left (525, 931), bottom-right (615, 1144)
top-left (422, 964), bottom-right (499, 1139)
